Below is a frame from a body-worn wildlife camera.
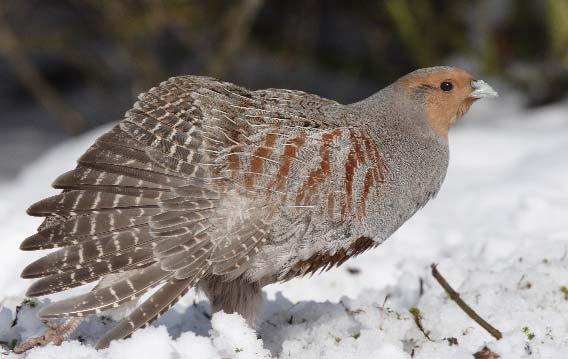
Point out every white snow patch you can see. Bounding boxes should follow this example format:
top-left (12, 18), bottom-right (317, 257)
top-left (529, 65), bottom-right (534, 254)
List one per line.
top-left (1, 98), bottom-right (568, 358)
top-left (210, 312), bottom-right (271, 359)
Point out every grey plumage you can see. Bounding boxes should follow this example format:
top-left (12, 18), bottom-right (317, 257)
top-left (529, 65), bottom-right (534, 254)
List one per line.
top-left (20, 66), bottom-right (494, 349)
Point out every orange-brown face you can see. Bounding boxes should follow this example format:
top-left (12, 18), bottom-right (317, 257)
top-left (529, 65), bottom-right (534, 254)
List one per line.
top-left (397, 67), bottom-right (498, 138)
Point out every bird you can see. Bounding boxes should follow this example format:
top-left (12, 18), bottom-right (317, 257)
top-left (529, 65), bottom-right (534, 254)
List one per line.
top-left (15, 66), bottom-right (497, 352)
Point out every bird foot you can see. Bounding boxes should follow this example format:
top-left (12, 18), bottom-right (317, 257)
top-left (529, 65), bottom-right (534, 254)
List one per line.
top-left (13, 318), bottom-right (82, 354)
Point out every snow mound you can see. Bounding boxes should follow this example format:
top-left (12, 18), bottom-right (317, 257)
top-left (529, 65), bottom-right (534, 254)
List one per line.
top-left (1, 98), bottom-right (568, 358)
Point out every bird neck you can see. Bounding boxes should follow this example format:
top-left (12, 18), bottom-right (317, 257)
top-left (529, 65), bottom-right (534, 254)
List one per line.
top-left (348, 85), bottom-right (442, 142)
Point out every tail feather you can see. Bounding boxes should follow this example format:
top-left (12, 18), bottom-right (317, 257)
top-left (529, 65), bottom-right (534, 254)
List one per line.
top-left (26, 248), bottom-right (155, 296)
top-left (153, 229), bottom-right (209, 257)
top-left (150, 209), bottom-right (213, 231)
top-left (94, 277), bottom-right (193, 350)
top-left (78, 160), bottom-right (186, 188)
top-left (53, 167), bottom-right (172, 192)
top-left (19, 76), bottom-right (293, 348)
top-left (210, 217), bottom-right (270, 276)
top-left (21, 227), bottom-right (154, 278)
top-left (27, 191), bottom-right (158, 217)
top-left (159, 240), bottom-right (213, 272)
top-left (20, 209), bottom-right (158, 250)
top-left (38, 263), bottom-right (170, 318)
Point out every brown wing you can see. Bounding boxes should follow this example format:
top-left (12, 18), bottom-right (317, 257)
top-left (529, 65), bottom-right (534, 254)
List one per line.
top-left (20, 75), bottom-right (387, 347)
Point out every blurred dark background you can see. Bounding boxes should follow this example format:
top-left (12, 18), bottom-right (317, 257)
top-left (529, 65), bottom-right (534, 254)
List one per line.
top-left (0, 0), bottom-right (567, 180)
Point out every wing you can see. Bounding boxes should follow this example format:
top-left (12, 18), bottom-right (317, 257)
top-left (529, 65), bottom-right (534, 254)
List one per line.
top-left (21, 76), bottom-right (387, 347)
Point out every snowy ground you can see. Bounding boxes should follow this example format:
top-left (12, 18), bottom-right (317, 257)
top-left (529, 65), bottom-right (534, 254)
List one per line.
top-left (1, 96), bottom-right (568, 358)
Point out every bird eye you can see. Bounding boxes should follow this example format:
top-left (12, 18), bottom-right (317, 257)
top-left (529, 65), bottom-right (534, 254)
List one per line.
top-left (440, 81), bottom-right (453, 92)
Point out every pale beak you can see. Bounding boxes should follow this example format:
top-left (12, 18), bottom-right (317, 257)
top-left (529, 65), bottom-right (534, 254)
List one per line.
top-left (470, 80), bottom-right (498, 98)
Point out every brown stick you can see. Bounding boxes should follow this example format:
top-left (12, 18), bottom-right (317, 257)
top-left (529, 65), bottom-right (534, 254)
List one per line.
top-left (409, 307), bottom-right (432, 341)
top-left (431, 264), bottom-right (502, 340)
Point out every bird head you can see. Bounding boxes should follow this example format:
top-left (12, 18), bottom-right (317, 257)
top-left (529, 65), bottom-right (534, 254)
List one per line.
top-left (396, 66), bottom-right (498, 138)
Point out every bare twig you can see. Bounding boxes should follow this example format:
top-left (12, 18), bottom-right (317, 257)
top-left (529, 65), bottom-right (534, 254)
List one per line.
top-left (10, 303), bottom-right (23, 328)
top-left (0, 6), bottom-right (87, 135)
top-left (381, 294), bottom-right (390, 308)
top-left (431, 264), bottom-right (503, 340)
top-left (409, 307), bottom-right (432, 341)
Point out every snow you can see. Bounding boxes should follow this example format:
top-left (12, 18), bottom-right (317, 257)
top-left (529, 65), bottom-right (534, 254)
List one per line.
top-left (1, 97), bottom-right (568, 358)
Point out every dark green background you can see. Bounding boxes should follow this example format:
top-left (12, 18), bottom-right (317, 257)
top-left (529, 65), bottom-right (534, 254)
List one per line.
top-left (0, 0), bottom-right (566, 136)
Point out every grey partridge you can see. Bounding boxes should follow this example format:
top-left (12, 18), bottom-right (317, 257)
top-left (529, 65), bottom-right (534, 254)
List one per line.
top-left (17, 66), bottom-right (497, 351)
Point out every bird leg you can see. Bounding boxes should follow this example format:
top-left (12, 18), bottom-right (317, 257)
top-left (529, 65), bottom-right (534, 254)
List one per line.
top-left (13, 317), bottom-right (83, 353)
top-left (199, 276), bottom-right (264, 327)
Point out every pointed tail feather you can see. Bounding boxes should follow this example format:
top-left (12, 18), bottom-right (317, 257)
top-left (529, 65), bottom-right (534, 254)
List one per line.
top-left (38, 263), bottom-right (170, 318)
top-left (95, 277), bottom-right (192, 349)
top-left (25, 249), bottom-right (155, 296)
